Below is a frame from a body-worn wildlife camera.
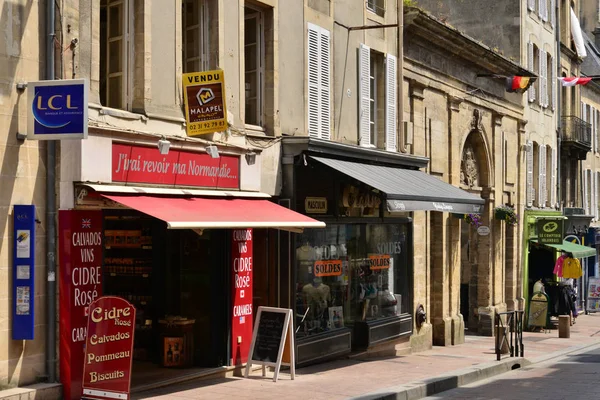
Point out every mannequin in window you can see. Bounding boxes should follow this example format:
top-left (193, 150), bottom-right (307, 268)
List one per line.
top-left (302, 277), bottom-right (331, 331)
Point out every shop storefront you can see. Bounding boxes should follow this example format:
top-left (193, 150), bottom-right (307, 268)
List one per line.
top-left (281, 138), bottom-right (484, 366)
top-left (522, 209), bottom-right (595, 328)
top-left (58, 137), bottom-right (323, 399)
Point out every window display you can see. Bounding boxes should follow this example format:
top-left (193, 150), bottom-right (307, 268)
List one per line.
top-left (295, 223), bottom-right (409, 338)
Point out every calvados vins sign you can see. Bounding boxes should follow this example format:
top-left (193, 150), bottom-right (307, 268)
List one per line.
top-left (82, 296), bottom-right (136, 400)
top-left (112, 143), bottom-right (240, 189)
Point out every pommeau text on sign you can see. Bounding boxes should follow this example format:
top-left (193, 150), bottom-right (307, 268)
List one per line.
top-left (112, 143), bottom-right (240, 189)
top-left (183, 70), bottom-right (227, 136)
top-left (59, 210), bottom-right (104, 400)
top-left (82, 296), bottom-right (136, 400)
top-left (27, 79), bottom-right (88, 140)
top-left (231, 229), bottom-right (253, 365)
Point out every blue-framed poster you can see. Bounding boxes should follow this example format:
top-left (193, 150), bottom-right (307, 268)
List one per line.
top-left (12, 205), bottom-right (35, 340)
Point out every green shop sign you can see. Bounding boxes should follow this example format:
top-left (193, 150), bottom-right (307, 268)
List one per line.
top-left (537, 218), bottom-right (564, 245)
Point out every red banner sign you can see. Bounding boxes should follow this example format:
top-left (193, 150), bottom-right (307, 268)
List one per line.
top-left (82, 296), bottom-right (136, 400)
top-left (231, 229), bottom-right (253, 365)
top-left (59, 210), bottom-right (103, 400)
top-left (112, 143), bottom-right (240, 189)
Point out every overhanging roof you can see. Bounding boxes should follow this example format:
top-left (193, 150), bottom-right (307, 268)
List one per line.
top-left (311, 156), bottom-right (484, 214)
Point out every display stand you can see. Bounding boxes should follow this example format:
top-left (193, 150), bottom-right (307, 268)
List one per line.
top-left (158, 318), bottom-right (195, 367)
top-left (245, 307), bottom-right (295, 382)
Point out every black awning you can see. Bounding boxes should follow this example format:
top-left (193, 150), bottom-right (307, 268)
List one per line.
top-left (311, 156), bottom-right (484, 213)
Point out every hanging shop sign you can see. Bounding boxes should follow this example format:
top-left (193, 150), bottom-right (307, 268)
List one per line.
top-left (231, 229), bottom-right (253, 365)
top-left (12, 205), bottom-right (35, 340)
top-left (245, 306), bottom-right (295, 382)
top-left (59, 210), bottom-right (103, 400)
top-left (82, 296), bottom-right (136, 400)
top-left (183, 70), bottom-right (227, 136)
top-left (536, 218), bottom-right (564, 245)
top-left (112, 143), bottom-right (240, 189)
top-left (27, 79), bottom-right (88, 140)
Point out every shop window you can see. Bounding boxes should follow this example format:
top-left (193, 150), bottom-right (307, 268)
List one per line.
top-left (244, 6), bottom-right (264, 127)
top-left (366, 0), bottom-right (385, 17)
top-left (182, 0), bottom-right (209, 73)
top-left (295, 224), bottom-right (410, 338)
top-left (100, 0), bottom-right (131, 110)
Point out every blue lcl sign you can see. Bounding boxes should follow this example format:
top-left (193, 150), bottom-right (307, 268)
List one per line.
top-left (27, 79), bottom-right (88, 140)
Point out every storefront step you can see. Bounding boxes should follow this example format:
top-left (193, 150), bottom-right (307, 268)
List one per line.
top-left (348, 337), bottom-right (412, 360)
top-left (0, 383), bottom-right (62, 400)
top-left (130, 364), bottom-right (264, 394)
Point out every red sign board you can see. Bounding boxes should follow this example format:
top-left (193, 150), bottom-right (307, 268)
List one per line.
top-left (231, 229), bottom-right (253, 365)
top-left (59, 210), bottom-right (103, 400)
top-left (82, 296), bottom-right (136, 400)
top-left (112, 143), bottom-right (240, 189)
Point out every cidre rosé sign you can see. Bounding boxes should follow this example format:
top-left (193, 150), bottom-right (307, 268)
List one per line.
top-left (231, 229), bottom-right (253, 365)
top-left (82, 296), bottom-right (136, 400)
top-left (112, 143), bottom-right (240, 189)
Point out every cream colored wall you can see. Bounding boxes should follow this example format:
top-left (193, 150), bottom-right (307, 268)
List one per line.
top-left (0, 0), bottom-right (48, 388)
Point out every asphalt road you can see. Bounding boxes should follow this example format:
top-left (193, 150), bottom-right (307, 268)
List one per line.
top-left (425, 344), bottom-right (600, 400)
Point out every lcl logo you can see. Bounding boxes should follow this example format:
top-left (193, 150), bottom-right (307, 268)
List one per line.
top-left (35, 93), bottom-right (79, 110)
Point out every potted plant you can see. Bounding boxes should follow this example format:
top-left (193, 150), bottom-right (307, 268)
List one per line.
top-left (494, 205), bottom-right (518, 226)
top-left (464, 213), bottom-right (482, 227)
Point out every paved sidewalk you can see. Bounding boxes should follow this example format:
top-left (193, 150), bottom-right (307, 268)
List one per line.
top-left (133, 313), bottom-right (600, 400)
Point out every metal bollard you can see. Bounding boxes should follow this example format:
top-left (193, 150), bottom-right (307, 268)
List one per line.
top-left (558, 315), bottom-right (570, 338)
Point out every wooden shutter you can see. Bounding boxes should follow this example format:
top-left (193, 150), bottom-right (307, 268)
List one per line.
top-left (551, 55), bottom-right (556, 110)
top-left (592, 108), bottom-right (596, 153)
top-left (526, 140), bottom-right (534, 207)
top-left (539, 145), bottom-right (546, 207)
top-left (319, 27), bottom-right (331, 140)
top-left (550, 0), bottom-right (556, 27)
top-left (307, 23), bottom-right (331, 140)
top-left (307, 23), bottom-right (320, 139)
top-left (584, 169), bottom-right (589, 214)
top-left (359, 43), bottom-right (371, 147)
top-left (528, 43), bottom-right (536, 103)
top-left (385, 54), bottom-right (397, 152)
top-left (541, 0), bottom-right (548, 21)
top-left (551, 147), bottom-right (557, 207)
top-left (528, 0), bottom-right (535, 11)
top-left (539, 50), bottom-right (545, 107)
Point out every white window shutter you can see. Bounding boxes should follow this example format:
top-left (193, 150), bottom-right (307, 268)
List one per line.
top-left (528, 43), bottom-right (536, 103)
top-left (593, 171), bottom-right (597, 219)
top-left (539, 50), bottom-right (545, 106)
top-left (592, 108), bottom-right (596, 153)
top-left (596, 172), bottom-right (599, 219)
top-left (385, 54), bottom-right (397, 152)
top-left (319, 27), bottom-right (331, 140)
top-left (551, 147), bottom-right (557, 207)
top-left (359, 43), bottom-right (371, 147)
top-left (538, 0), bottom-right (543, 18)
top-left (526, 140), bottom-right (534, 207)
top-left (551, 0), bottom-right (556, 27)
top-left (538, 145), bottom-right (546, 206)
top-left (528, 0), bottom-right (535, 11)
top-left (582, 102), bottom-right (587, 123)
top-left (551, 55), bottom-right (556, 110)
top-left (307, 23), bottom-right (320, 139)
top-left (584, 169), bottom-right (589, 214)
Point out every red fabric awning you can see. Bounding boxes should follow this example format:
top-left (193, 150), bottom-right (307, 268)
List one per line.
top-left (101, 194), bottom-right (325, 231)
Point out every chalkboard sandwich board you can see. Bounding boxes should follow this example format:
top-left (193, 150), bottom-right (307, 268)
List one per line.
top-left (245, 306), bottom-right (295, 382)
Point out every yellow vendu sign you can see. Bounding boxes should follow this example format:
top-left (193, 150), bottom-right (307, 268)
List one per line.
top-left (182, 70), bottom-right (227, 136)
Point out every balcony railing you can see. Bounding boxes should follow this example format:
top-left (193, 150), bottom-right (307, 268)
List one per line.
top-left (561, 116), bottom-right (592, 147)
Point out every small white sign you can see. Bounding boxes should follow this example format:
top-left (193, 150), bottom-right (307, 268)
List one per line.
top-left (477, 226), bottom-right (491, 236)
top-left (16, 265), bottom-right (30, 280)
top-left (16, 230), bottom-right (31, 258)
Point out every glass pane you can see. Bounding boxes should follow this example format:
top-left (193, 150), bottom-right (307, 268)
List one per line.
top-left (184, 0), bottom-right (198, 26)
top-left (108, 3), bottom-right (123, 38)
top-left (245, 99), bottom-right (257, 126)
top-left (186, 60), bottom-right (198, 74)
top-left (245, 72), bottom-right (257, 98)
top-left (244, 43), bottom-right (257, 72)
top-left (244, 16), bottom-right (257, 46)
top-left (108, 40), bottom-right (122, 74)
top-left (186, 28), bottom-right (199, 58)
top-left (108, 76), bottom-right (122, 109)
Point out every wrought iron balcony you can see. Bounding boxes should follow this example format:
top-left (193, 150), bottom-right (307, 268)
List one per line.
top-left (560, 116), bottom-right (592, 159)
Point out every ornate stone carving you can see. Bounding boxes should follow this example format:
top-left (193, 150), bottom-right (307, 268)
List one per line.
top-left (471, 109), bottom-right (483, 131)
top-left (460, 145), bottom-right (479, 189)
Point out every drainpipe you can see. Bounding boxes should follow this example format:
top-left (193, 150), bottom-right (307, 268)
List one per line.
top-left (45, 0), bottom-right (57, 383)
top-left (556, 0), bottom-right (561, 209)
top-left (397, 0), bottom-right (405, 152)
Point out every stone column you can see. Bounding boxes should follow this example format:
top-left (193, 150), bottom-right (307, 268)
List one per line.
top-left (408, 79), bottom-right (427, 158)
top-left (448, 215), bottom-right (464, 345)
top-left (430, 212), bottom-right (452, 346)
top-left (476, 187), bottom-right (495, 336)
top-left (491, 113), bottom-right (506, 316)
